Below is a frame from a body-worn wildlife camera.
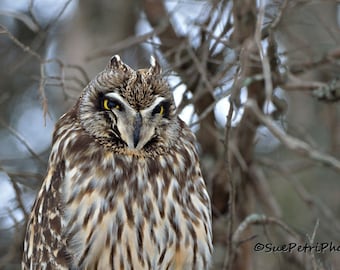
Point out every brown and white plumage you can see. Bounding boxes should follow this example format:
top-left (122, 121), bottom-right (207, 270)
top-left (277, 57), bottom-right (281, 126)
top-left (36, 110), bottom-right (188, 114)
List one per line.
top-left (22, 55), bottom-right (212, 269)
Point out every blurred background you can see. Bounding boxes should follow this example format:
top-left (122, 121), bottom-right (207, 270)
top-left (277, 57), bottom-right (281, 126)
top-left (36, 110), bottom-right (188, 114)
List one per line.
top-left (0, 0), bottom-right (339, 269)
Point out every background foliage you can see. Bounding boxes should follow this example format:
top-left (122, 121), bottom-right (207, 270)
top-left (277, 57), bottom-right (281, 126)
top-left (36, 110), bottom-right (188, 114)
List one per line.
top-left (0, 0), bottom-right (339, 269)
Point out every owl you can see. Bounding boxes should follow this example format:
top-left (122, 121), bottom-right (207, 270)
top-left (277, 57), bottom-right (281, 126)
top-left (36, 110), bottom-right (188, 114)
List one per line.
top-left (22, 55), bottom-right (212, 269)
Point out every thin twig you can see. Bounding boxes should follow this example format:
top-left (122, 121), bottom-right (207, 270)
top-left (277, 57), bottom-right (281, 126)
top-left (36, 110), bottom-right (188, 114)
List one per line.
top-left (245, 99), bottom-right (340, 173)
top-left (0, 24), bottom-right (41, 60)
top-left (232, 213), bottom-right (301, 245)
top-left (0, 10), bottom-right (39, 32)
top-left (269, 0), bottom-right (289, 30)
top-left (249, 164), bottom-right (282, 217)
top-left (87, 23), bottom-right (169, 61)
top-left (189, 90), bottom-right (231, 127)
top-left (186, 46), bottom-right (215, 94)
top-left (9, 177), bottom-right (28, 218)
top-left (39, 63), bottom-right (48, 122)
top-left (307, 219), bottom-right (320, 270)
top-left (44, 0), bottom-right (73, 30)
top-left (0, 117), bottom-right (46, 165)
top-left (258, 157), bottom-right (340, 236)
top-left (28, 0), bottom-right (41, 32)
top-left (223, 101), bottom-right (235, 270)
top-left (255, 1), bottom-right (273, 103)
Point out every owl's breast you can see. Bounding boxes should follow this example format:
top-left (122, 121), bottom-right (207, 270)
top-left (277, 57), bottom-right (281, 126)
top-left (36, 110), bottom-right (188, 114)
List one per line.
top-left (62, 154), bottom-right (212, 269)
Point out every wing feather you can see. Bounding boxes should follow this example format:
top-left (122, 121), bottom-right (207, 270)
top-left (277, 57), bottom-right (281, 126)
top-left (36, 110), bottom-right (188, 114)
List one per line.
top-left (22, 161), bottom-right (70, 270)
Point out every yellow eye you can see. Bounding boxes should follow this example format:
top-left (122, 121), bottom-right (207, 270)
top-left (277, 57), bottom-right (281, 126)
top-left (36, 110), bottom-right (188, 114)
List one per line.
top-left (152, 102), bottom-right (170, 117)
top-left (103, 99), bottom-right (110, 110)
top-left (152, 104), bottom-right (164, 116)
top-left (103, 98), bottom-right (121, 111)
top-left (159, 105), bottom-right (164, 115)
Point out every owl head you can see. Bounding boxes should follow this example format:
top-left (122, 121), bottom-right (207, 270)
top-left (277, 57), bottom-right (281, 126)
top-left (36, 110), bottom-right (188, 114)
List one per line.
top-left (78, 55), bottom-right (179, 155)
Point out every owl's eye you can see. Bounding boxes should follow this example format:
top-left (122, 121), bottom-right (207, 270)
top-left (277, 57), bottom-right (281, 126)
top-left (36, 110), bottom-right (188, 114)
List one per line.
top-left (103, 98), bottom-right (122, 111)
top-left (152, 101), bottom-right (170, 117)
top-left (153, 104), bottom-right (164, 115)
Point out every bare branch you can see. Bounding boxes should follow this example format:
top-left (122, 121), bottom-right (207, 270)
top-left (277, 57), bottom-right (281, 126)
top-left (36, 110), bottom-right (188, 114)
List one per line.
top-left (0, 24), bottom-right (41, 60)
top-left (39, 63), bottom-right (48, 122)
top-left (9, 177), bottom-right (28, 218)
top-left (44, 0), bottom-right (73, 30)
top-left (232, 214), bottom-right (301, 245)
top-left (249, 165), bottom-right (282, 217)
top-left (245, 99), bottom-right (340, 173)
top-left (0, 9), bottom-right (40, 32)
top-left (307, 219), bottom-right (320, 270)
top-left (255, 2), bottom-right (273, 103)
top-left (28, 0), bottom-right (42, 31)
top-left (222, 101), bottom-right (235, 270)
top-left (265, 0), bottom-right (289, 31)
top-left (258, 157), bottom-right (340, 236)
top-left (0, 117), bottom-right (46, 165)
top-left (87, 23), bottom-right (169, 61)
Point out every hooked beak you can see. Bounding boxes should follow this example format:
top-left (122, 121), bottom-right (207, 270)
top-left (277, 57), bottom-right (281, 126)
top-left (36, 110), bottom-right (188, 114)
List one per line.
top-left (133, 112), bottom-right (142, 148)
top-left (118, 111), bottom-right (155, 150)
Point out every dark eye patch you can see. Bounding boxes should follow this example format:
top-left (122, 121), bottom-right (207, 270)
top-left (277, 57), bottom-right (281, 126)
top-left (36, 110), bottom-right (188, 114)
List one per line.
top-left (152, 100), bottom-right (171, 118)
top-left (104, 99), bottom-right (123, 110)
top-left (98, 92), bottom-right (124, 112)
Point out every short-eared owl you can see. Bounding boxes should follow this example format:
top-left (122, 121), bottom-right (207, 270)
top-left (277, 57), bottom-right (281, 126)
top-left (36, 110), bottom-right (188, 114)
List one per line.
top-left (22, 56), bottom-right (212, 269)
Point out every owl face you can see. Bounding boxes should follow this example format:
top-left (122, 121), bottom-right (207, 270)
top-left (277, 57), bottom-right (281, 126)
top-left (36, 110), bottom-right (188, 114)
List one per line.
top-left (78, 56), bottom-right (179, 155)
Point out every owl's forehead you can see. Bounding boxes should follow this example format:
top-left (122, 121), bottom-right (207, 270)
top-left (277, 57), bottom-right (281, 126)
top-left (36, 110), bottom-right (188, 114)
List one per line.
top-left (111, 69), bottom-right (170, 110)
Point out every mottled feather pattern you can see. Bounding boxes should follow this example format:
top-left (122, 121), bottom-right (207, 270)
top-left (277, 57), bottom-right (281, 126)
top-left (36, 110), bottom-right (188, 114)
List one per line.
top-left (22, 55), bottom-right (212, 269)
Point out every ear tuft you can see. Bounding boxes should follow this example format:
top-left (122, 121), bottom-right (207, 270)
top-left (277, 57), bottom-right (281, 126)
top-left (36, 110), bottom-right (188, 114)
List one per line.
top-left (149, 56), bottom-right (161, 75)
top-left (109, 55), bottom-right (131, 73)
top-left (109, 55), bottom-right (121, 69)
